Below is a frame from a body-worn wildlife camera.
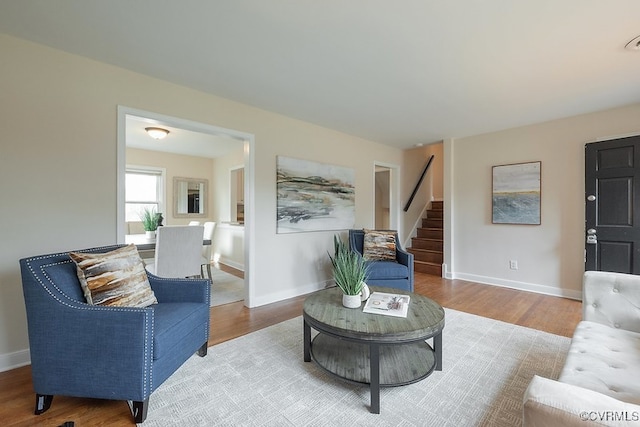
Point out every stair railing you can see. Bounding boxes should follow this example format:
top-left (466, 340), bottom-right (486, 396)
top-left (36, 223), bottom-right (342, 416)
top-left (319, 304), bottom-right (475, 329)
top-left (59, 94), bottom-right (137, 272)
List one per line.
top-left (403, 155), bottom-right (434, 212)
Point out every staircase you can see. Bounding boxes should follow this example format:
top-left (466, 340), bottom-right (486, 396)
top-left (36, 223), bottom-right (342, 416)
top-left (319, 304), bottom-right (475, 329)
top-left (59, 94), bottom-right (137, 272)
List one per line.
top-left (408, 201), bottom-right (443, 276)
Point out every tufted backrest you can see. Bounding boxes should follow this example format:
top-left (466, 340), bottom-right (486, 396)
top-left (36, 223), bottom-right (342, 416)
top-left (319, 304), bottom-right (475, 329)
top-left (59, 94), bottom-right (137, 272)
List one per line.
top-left (582, 271), bottom-right (640, 333)
top-left (20, 245), bottom-right (128, 304)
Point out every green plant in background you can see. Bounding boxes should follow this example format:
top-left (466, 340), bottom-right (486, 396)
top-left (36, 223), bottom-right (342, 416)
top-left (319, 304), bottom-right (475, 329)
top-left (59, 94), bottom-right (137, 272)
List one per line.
top-left (140, 207), bottom-right (161, 231)
top-left (328, 234), bottom-right (369, 295)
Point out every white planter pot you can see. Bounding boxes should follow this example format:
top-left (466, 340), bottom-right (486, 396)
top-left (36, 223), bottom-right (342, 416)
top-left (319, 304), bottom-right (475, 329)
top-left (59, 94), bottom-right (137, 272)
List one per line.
top-left (360, 283), bottom-right (370, 301)
top-left (342, 293), bottom-right (361, 309)
top-left (145, 230), bottom-right (156, 239)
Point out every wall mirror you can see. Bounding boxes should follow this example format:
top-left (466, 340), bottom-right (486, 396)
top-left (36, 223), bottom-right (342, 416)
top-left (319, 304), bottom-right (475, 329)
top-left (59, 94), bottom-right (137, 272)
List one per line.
top-left (174, 177), bottom-right (208, 218)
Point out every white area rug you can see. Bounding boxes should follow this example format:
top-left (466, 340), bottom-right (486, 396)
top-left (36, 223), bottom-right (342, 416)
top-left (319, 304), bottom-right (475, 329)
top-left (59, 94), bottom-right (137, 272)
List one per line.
top-left (139, 308), bottom-right (569, 426)
top-left (210, 267), bottom-right (244, 307)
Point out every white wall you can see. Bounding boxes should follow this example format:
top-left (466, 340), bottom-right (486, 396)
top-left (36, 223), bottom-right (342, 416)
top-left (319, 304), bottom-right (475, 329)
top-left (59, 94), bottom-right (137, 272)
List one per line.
top-left (0, 34), bottom-right (404, 370)
top-left (445, 103), bottom-right (640, 298)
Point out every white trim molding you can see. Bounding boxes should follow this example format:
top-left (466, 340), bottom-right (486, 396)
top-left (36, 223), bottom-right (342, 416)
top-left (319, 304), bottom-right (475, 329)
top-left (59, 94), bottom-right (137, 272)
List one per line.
top-left (451, 271), bottom-right (582, 301)
top-left (0, 348), bottom-right (30, 373)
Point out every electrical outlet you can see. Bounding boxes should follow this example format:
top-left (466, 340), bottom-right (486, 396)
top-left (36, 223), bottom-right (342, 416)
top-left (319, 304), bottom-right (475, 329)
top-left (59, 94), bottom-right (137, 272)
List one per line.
top-left (509, 260), bottom-right (518, 270)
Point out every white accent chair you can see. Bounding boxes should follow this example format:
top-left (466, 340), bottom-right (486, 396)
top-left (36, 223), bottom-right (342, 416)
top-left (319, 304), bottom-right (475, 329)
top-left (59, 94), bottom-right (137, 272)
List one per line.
top-left (200, 221), bottom-right (216, 279)
top-left (146, 225), bottom-right (204, 278)
top-left (523, 271), bottom-right (640, 426)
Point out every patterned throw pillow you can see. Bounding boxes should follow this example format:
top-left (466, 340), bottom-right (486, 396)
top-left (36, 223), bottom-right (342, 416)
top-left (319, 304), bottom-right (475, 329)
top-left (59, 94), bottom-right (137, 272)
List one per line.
top-left (363, 229), bottom-right (397, 261)
top-left (69, 244), bottom-right (157, 307)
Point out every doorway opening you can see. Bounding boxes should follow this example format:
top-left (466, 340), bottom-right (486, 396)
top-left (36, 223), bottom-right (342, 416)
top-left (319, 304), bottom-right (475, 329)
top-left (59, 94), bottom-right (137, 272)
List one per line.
top-left (374, 163), bottom-right (399, 230)
top-left (116, 106), bottom-right (256, 306)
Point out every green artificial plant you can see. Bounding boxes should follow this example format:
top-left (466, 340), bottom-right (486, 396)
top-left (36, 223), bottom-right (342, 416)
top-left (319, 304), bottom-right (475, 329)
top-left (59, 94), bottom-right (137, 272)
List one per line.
top-left (140, 207), bottom-right (161, 232)
top-left (328, 234), bottom-right (369, 295)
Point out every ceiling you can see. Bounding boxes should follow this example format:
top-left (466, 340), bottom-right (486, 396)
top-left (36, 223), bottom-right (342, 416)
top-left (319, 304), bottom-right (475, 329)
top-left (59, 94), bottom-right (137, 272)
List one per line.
top-left (125, 114), bottom-right (242, 159)
top-left (1, 1), bottom-right (640, 149)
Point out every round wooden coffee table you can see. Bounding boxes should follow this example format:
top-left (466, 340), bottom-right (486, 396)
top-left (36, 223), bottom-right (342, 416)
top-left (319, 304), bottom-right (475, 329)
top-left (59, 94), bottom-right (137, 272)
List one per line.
top-left (303, 286), bottom-right (445, 414)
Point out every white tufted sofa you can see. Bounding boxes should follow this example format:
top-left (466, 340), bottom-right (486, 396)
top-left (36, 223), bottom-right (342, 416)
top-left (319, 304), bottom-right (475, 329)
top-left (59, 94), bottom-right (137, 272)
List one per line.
top-left (523, 271), bottom-right (640, 426)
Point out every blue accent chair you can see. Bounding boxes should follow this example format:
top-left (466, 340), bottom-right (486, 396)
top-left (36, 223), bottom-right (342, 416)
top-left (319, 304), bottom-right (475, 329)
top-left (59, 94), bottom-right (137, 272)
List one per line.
top-left (19, 245), bottom-right (211, 423)
top-left (348, 229), bottom-right (414, 292)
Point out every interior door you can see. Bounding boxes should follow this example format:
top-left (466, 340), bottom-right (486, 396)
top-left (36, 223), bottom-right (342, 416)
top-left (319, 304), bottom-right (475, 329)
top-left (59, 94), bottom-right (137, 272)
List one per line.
top-left (585, 135), bottom-right (640, 274)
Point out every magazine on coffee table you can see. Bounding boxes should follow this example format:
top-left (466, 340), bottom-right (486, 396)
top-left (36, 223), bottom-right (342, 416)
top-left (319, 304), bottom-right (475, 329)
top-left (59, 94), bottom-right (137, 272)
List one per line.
top-left (362, 292), bottom-right (410, 318)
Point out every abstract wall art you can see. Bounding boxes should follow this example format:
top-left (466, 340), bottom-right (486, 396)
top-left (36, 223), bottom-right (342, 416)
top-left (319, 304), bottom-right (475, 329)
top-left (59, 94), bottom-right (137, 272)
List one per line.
top-left (276, 156), bottom-right (355, 233)
top-left (492, 161), bottom-right (541, 225)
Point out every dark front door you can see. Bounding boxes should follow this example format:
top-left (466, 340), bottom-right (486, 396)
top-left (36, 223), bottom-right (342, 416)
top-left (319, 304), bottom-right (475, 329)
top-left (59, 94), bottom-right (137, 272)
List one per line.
top-left (585, 135), bottom-right (640, 274)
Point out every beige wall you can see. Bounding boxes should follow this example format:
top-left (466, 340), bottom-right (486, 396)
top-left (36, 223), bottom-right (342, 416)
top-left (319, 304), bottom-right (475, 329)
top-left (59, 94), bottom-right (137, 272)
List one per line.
top-left (126, 148), bottom-right (216, 225)
top-left (211, 148), bottom-right (245, 224)
top-left (0, 34), bottom-right (403, 369)
top-left (445, 103), bottom-right (640, 298)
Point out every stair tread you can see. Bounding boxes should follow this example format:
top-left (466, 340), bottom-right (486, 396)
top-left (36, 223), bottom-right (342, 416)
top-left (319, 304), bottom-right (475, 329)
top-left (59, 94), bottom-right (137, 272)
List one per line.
top-left (408, 248), bottom-right (442, 254)
top-left (415, 260), bottom-right (441, 265)
top-left (412, 202), bottom-right (444, 277)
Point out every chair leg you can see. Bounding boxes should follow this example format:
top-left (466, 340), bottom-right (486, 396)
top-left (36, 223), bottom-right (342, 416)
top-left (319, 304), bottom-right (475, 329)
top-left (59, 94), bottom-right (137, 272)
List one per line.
top-left (34, 393), bottom-right (53, 415)
top-left (129, 399), bottom-right (149, 423)
top-left (197, 342), bottom-right (208, 357)
top-left (200, 263), bottom-right (213, 279)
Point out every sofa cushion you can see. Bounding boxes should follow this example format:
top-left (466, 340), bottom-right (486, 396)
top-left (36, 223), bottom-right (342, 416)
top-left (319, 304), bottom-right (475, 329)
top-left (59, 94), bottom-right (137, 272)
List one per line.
top-left (70, 244), bottom-right (157, 308)
top-left (366, 260), bottom-right (408, 280)
top-left (363, 229), bottom-right (397, 261)
top-left (153, 302), bottom-right (210, 360)
top-left (559, 320), bottom-right (640, 405)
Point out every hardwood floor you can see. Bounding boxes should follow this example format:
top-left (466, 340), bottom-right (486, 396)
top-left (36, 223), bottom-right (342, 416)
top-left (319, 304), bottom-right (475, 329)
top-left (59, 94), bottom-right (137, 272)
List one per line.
top-left (0, 272), bottom-right (581, 426)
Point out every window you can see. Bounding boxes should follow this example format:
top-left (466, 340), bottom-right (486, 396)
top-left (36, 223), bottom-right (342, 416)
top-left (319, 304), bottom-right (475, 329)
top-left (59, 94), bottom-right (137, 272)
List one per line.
top-left (125, 167), bottom-right (165, 222)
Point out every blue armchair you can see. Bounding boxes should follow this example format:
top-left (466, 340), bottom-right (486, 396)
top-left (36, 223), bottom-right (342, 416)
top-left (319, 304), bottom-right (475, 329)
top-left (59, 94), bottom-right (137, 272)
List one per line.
top-left (19, 245), bottom-right (211, 423)
top-left (348, 229), bottom-right (414, 292)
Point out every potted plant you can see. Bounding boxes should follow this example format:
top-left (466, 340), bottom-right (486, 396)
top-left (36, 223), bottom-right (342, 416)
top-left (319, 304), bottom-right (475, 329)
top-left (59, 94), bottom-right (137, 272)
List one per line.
top-left (140, 207), bottom-right (161, 238)
top-left (328, 235), bottom-right (370, 308)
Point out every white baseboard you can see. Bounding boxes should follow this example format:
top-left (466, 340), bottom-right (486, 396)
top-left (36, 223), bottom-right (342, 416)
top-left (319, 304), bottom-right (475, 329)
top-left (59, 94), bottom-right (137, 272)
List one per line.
top-left (249, 280), bottom-right (331, 308)
top-left (0, 348), bottom-right (30, 373)
top-left (218, 258), bottom-right (244, 272)
top-left (450, 272), bottom-right (582, 300)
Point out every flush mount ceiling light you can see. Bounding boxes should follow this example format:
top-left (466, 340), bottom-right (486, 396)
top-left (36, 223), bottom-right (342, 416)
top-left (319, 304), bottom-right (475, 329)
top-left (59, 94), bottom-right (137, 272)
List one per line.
top-left (625, 35), bottom-right (640, 51)
top-left (145, 127), bottom-right (170, 140)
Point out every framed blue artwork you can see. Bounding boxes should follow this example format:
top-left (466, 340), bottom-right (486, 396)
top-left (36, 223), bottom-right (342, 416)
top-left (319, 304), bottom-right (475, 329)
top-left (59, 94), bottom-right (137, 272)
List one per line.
top-left (492, 161), bottom-right (541, 225)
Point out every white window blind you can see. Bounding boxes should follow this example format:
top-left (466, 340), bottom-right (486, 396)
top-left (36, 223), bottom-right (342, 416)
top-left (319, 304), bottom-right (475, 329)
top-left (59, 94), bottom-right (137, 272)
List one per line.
top-left (125, 167), bottom-right (164, 222)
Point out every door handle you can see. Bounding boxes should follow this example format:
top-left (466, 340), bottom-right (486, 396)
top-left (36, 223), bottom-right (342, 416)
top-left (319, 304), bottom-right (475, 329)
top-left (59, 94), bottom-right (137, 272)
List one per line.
top-left (586, 228), bottom-right (597, 244)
